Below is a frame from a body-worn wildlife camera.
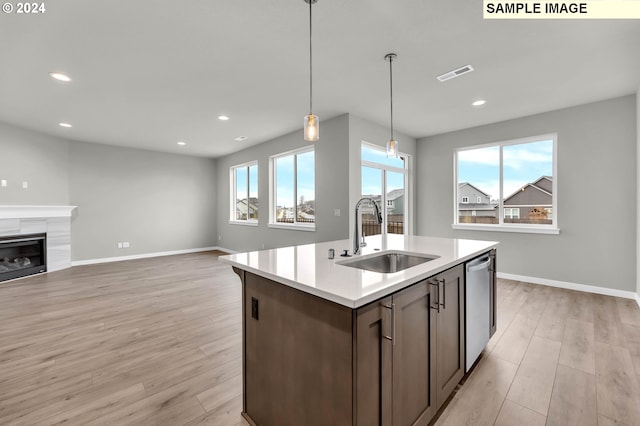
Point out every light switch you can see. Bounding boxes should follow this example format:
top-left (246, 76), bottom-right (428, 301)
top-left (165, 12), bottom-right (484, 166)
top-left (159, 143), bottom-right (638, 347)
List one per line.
top-left (22, 181), bottom-right (28, 189)
top-left (123, 242), bottom-right (130, 248)
top-left (334, 209), bottom-right (341, 217)
top-left (117, 242), bottom-right (123, 249)
top-left (1, 180), bottom-right (6, 187)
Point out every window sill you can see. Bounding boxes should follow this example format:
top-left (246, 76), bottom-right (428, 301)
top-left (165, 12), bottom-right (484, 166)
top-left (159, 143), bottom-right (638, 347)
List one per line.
top-left (452, 223), bottom-right (560, 235)
top-left (229, 220), bottom-right (259, 227)
top-left (268, 222), bottom-right (316, 232)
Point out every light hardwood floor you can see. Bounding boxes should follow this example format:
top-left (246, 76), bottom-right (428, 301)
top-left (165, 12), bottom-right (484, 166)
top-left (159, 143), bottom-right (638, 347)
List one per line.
top-left (0, 251), bottom-right (639, 425)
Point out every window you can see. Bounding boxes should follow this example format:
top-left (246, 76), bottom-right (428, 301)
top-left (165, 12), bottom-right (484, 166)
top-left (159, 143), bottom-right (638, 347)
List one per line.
top-left (454, 133), bottom-right (557, 234)
top-left (361, 143), bottom-right (409, 236)
top-left (504, 208), bottom-right (520, 219)
top-left (230, 162), bottom-right (258, 225)
top-left (270, 147), bottom-right (315, 230)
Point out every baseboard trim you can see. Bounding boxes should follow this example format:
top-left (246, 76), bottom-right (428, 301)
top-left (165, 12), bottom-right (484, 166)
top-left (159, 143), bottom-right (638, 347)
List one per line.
top-left (72, 246), bottom-right (230, 266)
top-left (635, 292), bottom-right (640, 308)
top-left (497, 272), bottom-right (638, 300)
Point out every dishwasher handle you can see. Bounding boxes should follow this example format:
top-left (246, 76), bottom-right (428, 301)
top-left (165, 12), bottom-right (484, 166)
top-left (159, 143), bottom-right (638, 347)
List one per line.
top-left (467, 258), bottom-right (491, 273)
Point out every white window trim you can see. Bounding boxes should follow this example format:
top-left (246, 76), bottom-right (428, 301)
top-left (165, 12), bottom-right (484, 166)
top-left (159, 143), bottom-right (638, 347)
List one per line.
top-left (461, 196), bottom-right (469, 204)
top-left (476, 196), bottom-right (482, 203)
top-left (360, 141), bottom-right (411, 236)
top-left (269, 146), bottom-right (316, 231)
top-left (453, 133), bottom-right (559, 235)
top-left (229, 161), bottom-right (259, 226)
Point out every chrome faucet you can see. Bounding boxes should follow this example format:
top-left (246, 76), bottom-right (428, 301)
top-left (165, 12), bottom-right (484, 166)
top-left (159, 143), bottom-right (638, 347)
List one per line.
top-left (354, 197), bottom-right (383, 255)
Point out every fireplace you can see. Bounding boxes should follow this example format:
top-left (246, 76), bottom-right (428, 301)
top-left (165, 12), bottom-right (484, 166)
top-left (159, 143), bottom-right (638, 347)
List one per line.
top-left (0, 233), bottom-right (47, 282)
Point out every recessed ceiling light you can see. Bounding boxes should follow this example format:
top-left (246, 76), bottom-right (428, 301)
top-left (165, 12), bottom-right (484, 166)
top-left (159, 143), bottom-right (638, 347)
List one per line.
top-left (472, 100), bottom-right (486, 107)
top-left (217, 115), bottom-right (230, 121)
top-left (177, 141), bottom-right (186, 146)
top-left (234, 136), bottom-right (248, 142)
top-left (58, 122), bottom-right (72, 128)
top-left (49, 72), bottom-right (72, 82)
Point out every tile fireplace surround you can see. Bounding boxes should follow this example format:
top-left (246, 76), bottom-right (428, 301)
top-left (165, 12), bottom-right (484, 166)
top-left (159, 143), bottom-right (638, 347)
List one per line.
top-left (0, 205), bottom-right (76, 274)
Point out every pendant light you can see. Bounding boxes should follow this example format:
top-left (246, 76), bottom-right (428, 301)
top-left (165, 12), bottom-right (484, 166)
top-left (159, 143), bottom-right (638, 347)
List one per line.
top-left (385, 53), bottom-right (398, 158)
top-left (303, 0), bottom-right (319, 142)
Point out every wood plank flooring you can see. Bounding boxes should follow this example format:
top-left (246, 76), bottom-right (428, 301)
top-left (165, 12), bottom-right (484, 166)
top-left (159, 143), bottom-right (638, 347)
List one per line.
top-left (1, 251), bottom-right (639, 425)
top-left (435, 279), bottom-right (640, 426)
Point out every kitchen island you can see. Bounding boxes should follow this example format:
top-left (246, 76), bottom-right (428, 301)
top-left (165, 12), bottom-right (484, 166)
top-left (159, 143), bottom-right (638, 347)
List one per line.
top-left (220, 234), bottom-right (498, 426)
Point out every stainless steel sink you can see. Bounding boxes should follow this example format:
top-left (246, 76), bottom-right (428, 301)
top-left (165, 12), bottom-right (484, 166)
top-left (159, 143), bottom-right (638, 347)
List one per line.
top-left (338, 251), bottom-right (439, 273)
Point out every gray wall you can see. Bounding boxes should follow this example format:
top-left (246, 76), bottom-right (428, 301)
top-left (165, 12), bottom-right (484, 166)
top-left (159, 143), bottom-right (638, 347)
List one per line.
top-left (215, 114), bottom-right (350, 252)
top-left (0, 123), bottom-right (70, 205)
top-left (69, 142), bottom-right (217, 261)
top-left (0, 121), bottom-right (218, 262)
top-left (417, 95), bottom-right (637, 292)
top-left (637, 87), bottom-right (640, 297)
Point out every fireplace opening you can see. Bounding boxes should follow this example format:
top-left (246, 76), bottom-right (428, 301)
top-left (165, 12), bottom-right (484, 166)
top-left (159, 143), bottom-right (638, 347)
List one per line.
top-left (0, 233), bottom-right (47, 283)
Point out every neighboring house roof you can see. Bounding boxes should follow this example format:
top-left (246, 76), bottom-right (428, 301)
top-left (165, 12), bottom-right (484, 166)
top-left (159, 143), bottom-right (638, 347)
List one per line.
top-left (503, 176), bottom-right (552, 205)
top-left (386, 189), bottom-right (404, 201)
top-left (458, 182), bottom-right (491, 198)
top-left (237, 197), bottom-right (259, 212)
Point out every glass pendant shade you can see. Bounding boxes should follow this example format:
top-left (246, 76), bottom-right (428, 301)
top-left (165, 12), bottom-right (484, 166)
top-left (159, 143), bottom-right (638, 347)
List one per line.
top-left (304, 114), bottom-right (319, 142)
top-left (387, 139), bottom-right (399, 158)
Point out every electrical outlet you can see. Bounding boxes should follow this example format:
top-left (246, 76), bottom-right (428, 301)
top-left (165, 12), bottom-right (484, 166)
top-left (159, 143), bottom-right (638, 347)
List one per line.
top-left (1, 179), bottom-right (7, 187)
top-left (22, 181), bottom-right (28, 189)
top-left (117, 242), bottom-right (123, 249)
top-left (334, 209), bottom-right (341, 216)
top-left (123, 242), bottom-right (130, 248)
top-left (261, 243), bottom-right (265, 249)
top-left (218, 235), bottom-right (222, 241)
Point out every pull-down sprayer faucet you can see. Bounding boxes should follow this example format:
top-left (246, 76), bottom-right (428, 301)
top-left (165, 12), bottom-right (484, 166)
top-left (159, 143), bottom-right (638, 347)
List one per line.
top-left (354, 198), bottom-right (383, 255)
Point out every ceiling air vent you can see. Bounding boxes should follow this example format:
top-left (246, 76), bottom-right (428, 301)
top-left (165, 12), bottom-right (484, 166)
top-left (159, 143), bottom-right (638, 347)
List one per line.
top-left (437, 65), bottom-right (474, 82)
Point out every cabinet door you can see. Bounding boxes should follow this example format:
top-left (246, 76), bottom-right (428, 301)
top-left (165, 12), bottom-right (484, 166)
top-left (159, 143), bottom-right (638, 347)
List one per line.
top-left (392, 282), bottom-right (437, 426)
top-left (434, 264), bottom-right (465, 409)
top-left (244, 273), bottom-right (353, 426)
top-left (355, 297), bottom-right (392, 426)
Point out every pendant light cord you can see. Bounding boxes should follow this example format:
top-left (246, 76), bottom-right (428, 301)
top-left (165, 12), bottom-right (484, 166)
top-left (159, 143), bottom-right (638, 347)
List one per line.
top-left (389, 55), bottom-right (394, 141)
top-left (309, 0), bottom-right (313, 115)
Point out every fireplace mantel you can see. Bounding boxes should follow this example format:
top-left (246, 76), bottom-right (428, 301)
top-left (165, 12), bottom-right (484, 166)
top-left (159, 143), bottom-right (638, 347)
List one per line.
top-left (0, 205), bottom-right (76, 275)
top-left (0, 205), bottom-right (77, 219)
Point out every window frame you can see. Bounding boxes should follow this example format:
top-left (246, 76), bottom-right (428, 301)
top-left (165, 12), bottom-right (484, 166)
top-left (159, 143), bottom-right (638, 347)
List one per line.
top-left (360, 141), bottom-right (411, 237)
top-left (268, 146), bottom-right (316, 232)
top-left (452, 133), bottom-right (559, 235)
top-left (229, 160), bottom-right (259, 227)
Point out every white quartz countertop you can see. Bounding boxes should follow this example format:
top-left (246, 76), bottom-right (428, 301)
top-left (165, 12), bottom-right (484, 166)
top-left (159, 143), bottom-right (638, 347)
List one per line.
top-left (219, 234), bottom-right (498, 308)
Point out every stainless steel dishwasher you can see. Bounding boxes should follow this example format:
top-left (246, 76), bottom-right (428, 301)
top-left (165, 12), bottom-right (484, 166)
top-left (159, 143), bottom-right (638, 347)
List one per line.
top-left (466, 253), bottom-right (492, 372)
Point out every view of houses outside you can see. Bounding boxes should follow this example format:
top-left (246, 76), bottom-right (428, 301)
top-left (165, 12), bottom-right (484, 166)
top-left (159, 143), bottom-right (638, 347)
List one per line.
top-left (457, 139), bottom-right (553, 225)
top-left (234, 164), bottom-right (258, 221)
top-left (275, 150), bottom-right (315, 223)
top-left (362, 170), bottom-right (405, 235)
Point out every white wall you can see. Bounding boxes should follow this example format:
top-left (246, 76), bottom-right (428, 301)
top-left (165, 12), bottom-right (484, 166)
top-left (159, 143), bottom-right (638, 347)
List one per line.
top-left (417, 95), bottom-right (637, 292)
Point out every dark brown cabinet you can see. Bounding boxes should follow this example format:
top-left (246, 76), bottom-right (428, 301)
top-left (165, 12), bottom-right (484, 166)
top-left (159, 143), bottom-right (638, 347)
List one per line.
top-left (235, 256), bottom-right (485, 426)
top-left (355, 264), bottom-right (465, 426)
top-left (432, 264), bottom-right (465, 409)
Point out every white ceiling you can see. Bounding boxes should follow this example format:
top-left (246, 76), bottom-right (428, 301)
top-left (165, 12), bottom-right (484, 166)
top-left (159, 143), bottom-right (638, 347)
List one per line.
top-left (1, 1), bottom-right (639, 158)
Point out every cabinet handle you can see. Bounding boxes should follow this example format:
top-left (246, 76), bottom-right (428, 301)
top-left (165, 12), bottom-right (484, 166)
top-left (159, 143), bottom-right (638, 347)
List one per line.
top-left (429, 281), bottom-right (440, 312)
top-left (381, 302), bottom-right (395, 345)
top-left (440, 278), bottom-right (446, 310)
